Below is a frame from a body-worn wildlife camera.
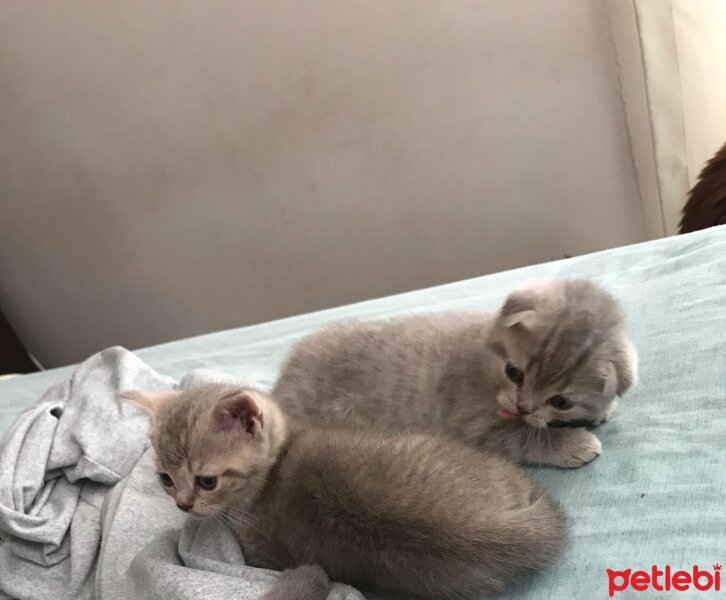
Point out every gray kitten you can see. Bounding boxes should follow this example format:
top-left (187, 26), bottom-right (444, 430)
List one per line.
top-left (125, 384), bottom-right (568, 600)
top-left (273, 279), bottom-right (638, 469)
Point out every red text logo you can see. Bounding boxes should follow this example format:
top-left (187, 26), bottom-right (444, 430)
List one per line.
top-left (607, 564), bottom-right (721, 596)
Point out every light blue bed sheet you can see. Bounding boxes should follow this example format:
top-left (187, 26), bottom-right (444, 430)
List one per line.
top-left (2, 226), bottom-right (726, 599)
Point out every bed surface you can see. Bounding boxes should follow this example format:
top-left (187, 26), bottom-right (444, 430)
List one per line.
top-left (2, 226), bottom-right (725, 598)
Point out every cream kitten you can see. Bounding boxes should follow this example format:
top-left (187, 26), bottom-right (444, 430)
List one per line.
top-left (273, 279), bottom-right (638, 468)
top-left (124, 384), bottom-right (568, 600)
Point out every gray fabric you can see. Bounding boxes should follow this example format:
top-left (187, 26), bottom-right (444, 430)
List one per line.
top-left (0, 347), bottom-right (364, 600)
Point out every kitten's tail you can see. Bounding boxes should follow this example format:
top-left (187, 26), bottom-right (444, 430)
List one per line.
top-left (468, 481), bottom-right (568, 593)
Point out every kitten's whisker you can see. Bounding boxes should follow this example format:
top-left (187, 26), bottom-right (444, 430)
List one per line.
top-left (220, 509), bottom-right (267, 539)
top-left (223, 506), bottom-right (262, 527)
top-left (221, 504), bottom-right (261, 524)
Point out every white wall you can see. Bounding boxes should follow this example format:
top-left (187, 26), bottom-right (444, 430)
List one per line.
top-left (0, 1), bottom-right (646, 367)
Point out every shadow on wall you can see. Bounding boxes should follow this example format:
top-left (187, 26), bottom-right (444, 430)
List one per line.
top-left (0, 309), bottom-right (39, 375)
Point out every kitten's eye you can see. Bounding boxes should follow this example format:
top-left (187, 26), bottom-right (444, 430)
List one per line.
top-left (196, 476), bottom-right (218, 491)
top-left (548, 395), bottom-right (573, 410)
top-left (159, 472), bottom-right (174, 488)
top-left (505, 363), bottom-right (524, 385)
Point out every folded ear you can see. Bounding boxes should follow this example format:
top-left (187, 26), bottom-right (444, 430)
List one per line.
top-left (500, 293), bottom-right (538, 330)
top-left (120, 390), bottom-right (180, 419)
top-left (598, 338), bottom-right (638, 398)
top-left (502, 309), bottom-right (536, 329)
top-left (214, 391), bottom-right (264, 437)
top-left (599, 362), bottom-right (619, 398)
top-left (499, 282), bottom-right (545, 330)
top-left (613, 338), bottom-right (639, 396)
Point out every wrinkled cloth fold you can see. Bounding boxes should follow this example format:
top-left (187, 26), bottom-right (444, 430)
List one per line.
top-left (0, 347), bottom-right (365, 600)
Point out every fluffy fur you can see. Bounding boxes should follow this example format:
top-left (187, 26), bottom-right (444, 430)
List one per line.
top-left (125, 384), bottom-right (568, 600)
top-left (273, 278), bottom-right (638, 468)
top-left (679, 140), bottom-right (726, 233)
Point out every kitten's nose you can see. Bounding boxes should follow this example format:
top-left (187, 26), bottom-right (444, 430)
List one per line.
top-left (516, 403), bottom-right (533, 415)
top-left (177, 503), bottom-right (193, 512)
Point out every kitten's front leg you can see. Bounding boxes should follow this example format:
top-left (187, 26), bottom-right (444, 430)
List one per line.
top-left (263, 564), bottom-right (331, 600)
top-left (524, 427), bottom-right (602, 468)
top-left (481, 421), bottom-right (602, 468)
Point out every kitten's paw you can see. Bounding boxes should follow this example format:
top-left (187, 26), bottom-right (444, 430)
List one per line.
top-left (263, 564), bottom-right (330, 600)
top-left (552, 429), bottom-right (602, 469)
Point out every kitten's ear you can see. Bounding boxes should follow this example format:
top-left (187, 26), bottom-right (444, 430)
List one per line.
top-left (612, 339), bottom-right (639, 396)
top-left (502, 310), bottom-right (536, 329)
top-left (214, 391), bottom-right (264, 437)
top-left (599, 340), bottom-right (638, 398)
top-left (121, 390), bottom-right (180, 419)
top-left (500, 285), bottom-right (539, 329)
top-left (599, 363), bottom-right (619, 398)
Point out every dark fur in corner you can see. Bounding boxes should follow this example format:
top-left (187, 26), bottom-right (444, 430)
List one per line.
top-left (679, 141), bottom-right (726, 233)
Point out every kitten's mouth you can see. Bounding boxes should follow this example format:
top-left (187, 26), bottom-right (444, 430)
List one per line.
top-left (497, 407), bottom-right (522, 421)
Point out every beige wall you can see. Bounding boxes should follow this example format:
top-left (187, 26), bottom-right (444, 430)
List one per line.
top-left (608, 0), bottom-right (726, 236)
top-left (673, 0), bottom-right (726, 186)
top-left (0, 1), bottom-right (646, 367)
